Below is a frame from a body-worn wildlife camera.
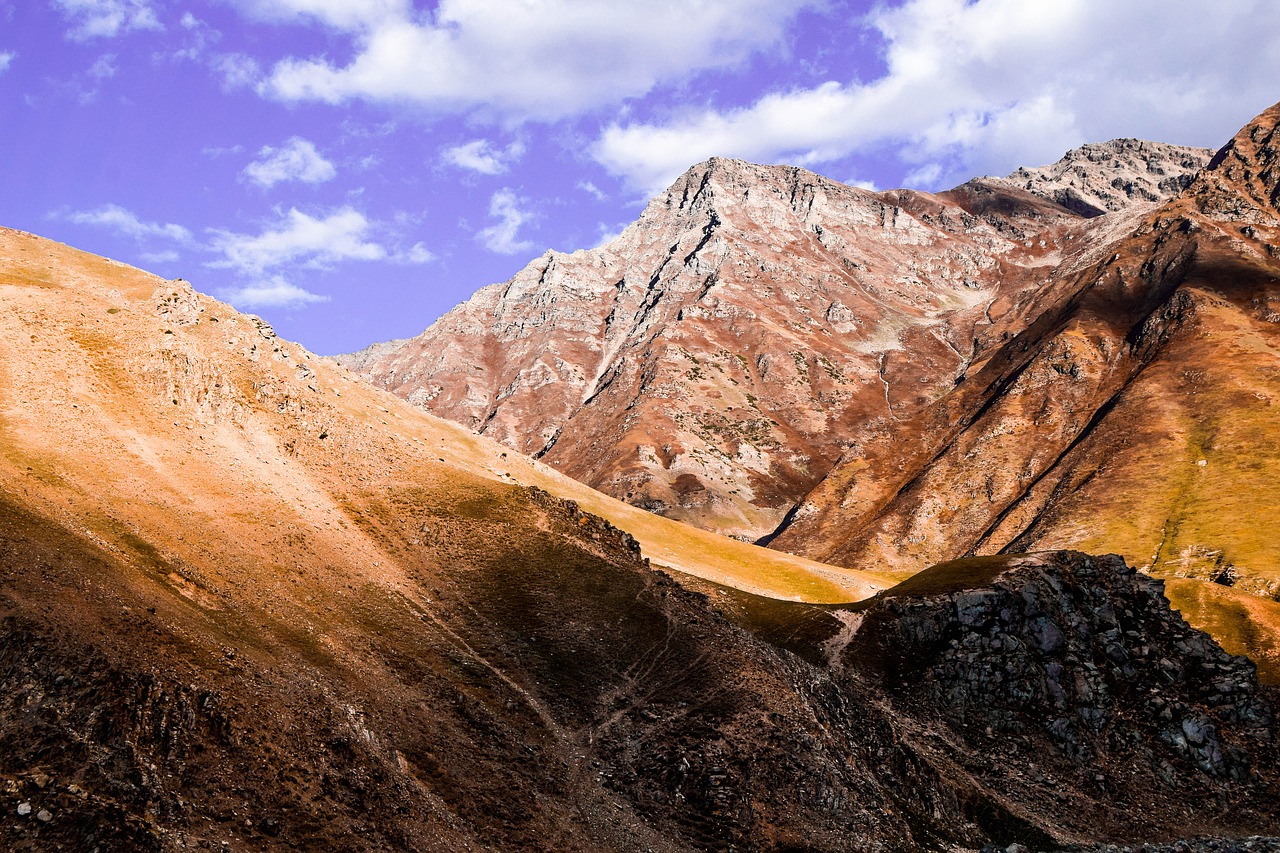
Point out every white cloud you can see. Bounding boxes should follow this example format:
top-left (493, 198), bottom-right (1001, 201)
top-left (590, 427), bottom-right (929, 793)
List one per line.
top-left (219, 275), bottom-right (329, 309)
top-left (66, 204), bottom-right (193, 243)
top-left (593, 0), bottom-right (1280, 194)
top-left (476, 189), bottom-right (534, 255)
top-left (54, 0), bottom-right (162, 41)
top-left (212, 53), bottom-right (261, 90)
top-left (594, 222), bottom-right (628, 248)
top-left (441, 138), bottom-right (525, 176)
top-left (577, 181), bottom-right (607, 201)
top-left (139, 249), bottom-right (181, 264)
top-left (395, 242), bottom-right (435, 264)
top-left (202, 144), bottom-right (246, 158)
top-left (242, 137), bottom-right (337, 187)
top-left (209, 207), bottom-right (387, 273)
top-left (0, 52), bottom-right (14, 74)
top-left (250, 0), bottom-right (816, 120)
top-left (234, 0), bottom-right (409, 32)
top-left (88, 54), bottom-right (117, 79)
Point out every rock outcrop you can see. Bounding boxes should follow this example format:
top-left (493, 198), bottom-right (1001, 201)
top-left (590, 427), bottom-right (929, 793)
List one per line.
top-left (991, 139), bottom-right (1214, 217)
top-left (849, 553), bottom-right (1275, 808)
top-left (343, 143), bottom-right (1208, 541)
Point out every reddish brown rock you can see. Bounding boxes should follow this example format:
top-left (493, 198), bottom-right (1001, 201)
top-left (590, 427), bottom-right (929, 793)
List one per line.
top-left (346, 144), bottom-right (1209, 541)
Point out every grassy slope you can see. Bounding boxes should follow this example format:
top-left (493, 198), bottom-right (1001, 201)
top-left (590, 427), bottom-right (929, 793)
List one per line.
top-left (0, 227), bottom-right (889, 608)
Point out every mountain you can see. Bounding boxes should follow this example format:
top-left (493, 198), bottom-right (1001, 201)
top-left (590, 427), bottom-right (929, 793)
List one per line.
top-left (992, 138), bottom-right (1213, 217)
top-left (767, 101), bottom-right (1280, 679)
top-left (3, 226), bottom-right (1278, 850)
top-left (341, 142), bottom-right (1211, 543)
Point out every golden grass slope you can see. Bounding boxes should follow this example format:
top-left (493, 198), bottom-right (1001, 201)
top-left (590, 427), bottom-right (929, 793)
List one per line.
top-left (0, 226), bottom-right (888, 607)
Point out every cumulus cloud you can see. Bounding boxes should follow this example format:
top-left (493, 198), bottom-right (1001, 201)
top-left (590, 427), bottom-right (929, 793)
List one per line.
top-left (248, 0), bottom-right (815, 120)
top-left (593, 0), bottom-right (1280, 194)
top-left (0, 52), bottom-right (14, 74)
top-left (242, 137), bottom-right (337, 187)
top-left (476, 189), bottom-right (534, 255)
top-left (53, 0), bottom-right (162, 41)
top-left (65, 203), bottom-right (193, 243)
top-left (209, 207), bottom-right (387, 273)
top-left (219, 275), bottom-right (330, 309)
top-left (441, 139), bottom-right (525, 176)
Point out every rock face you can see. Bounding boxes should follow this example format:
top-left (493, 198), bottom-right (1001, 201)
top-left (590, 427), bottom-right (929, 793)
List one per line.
top-left (344, 143), bottom-right (1209, 541)
top-left (766, 102), bottom-right (1280, 679)
top-left (848, 553), bottom-right (1276, 836)
top-left (992, 139), bottom-right (1214, 217)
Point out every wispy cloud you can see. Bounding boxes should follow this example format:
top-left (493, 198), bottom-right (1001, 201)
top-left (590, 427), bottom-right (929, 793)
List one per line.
top-left (211, 53), bottom-right (261, 91)
top-left (394, 242), bottom-right (435, 264)
top-left (0, 52), bottom-right (15, 74)
top-left (53, 0), bottom-right (162, 41)
top-left (577, 181), bottom-right (607, 202)
top-left (441, 139), bottom-right (525, 176)
top-left (209, 207), bottom-right (387, 273)
top-left (219, 275), bottom-right (330, 309)
top-left (476, 189), bottom-right (534, 255)
top-left (64, 203), bottom-right (193, 243)
top-left (242, 137), bottom-right (337, 188)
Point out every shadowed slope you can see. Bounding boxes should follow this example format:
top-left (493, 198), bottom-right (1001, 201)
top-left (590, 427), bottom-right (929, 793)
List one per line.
top-left (770, 100), bottom-right (1280, 677)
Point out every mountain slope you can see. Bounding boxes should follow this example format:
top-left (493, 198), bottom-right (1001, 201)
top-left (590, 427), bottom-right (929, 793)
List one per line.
top-left (5, 228), bottom-right (1278, 849)
top-left (770, 101), bottom-right (1280, 678)
top-left (343, 144), bottom-right (1210, 542)
top-left (0, 226), bottom-right (885, 604)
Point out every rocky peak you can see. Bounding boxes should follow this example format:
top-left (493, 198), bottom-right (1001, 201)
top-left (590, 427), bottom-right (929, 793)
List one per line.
top-left (347, 135), bottom-right (1200, 540)
top-left (993, 137), bottom-right (1215, 217)
top-left (1190, 100), bottom-right (1280, 223)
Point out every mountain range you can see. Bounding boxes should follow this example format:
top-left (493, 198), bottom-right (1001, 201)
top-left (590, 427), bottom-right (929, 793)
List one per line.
top-left (347, 105), bottom-right (1280, 685)
top-left (2, 101), bottom-right (1280, 850)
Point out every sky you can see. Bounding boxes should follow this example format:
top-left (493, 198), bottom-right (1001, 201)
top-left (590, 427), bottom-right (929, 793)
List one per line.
top-left (2, 1), bottom-right (1279, 355)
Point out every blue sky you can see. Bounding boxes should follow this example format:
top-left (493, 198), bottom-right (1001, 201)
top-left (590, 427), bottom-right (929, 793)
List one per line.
top-left (2, 0), bottom-right (1279, 355)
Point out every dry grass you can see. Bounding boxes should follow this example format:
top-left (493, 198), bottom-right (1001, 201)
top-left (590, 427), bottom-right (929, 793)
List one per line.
top-left (0, 226), bottom-right (888, 615)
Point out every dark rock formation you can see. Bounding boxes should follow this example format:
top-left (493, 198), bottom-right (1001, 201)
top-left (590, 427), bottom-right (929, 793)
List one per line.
top-left (848, 553), bottom-right (1275, 816)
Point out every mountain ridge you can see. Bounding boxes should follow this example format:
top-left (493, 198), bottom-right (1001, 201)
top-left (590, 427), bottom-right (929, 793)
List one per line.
top-left (342, 141), bottom-right (1210, 541)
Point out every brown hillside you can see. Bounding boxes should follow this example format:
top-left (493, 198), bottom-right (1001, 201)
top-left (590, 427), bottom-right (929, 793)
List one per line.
top-left (771, 101), bottom-right (1280, 678)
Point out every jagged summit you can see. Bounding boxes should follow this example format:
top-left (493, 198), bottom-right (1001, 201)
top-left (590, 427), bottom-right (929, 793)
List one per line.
top-left (991, 137), bottom-right (1215, 217)
top-left (1191, 100), bottom-right (1280, 222)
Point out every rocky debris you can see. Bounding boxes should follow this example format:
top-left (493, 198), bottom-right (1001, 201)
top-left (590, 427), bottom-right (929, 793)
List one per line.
top-left (844, 551), bottom-right (1279, 841)
top-left (1061, 839), bottom-right (1280, 852)
top-left (153, 279), bottom-right (204, 326)
top-left (992, 139), bottom-right (1214, 217)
